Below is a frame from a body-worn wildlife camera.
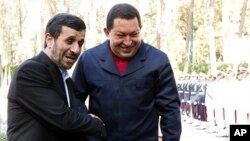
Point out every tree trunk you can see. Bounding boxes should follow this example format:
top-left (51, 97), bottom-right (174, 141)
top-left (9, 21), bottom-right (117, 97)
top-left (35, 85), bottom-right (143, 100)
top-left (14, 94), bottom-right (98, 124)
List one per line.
top-left (184, 0), bottom-right (194, 73)
top-left (88, 0), bottom-right (97, 49)
top-left (156, 0), bottom-right (162, 49)
top-left (208, 0), bottom-right (217, 74)
top-left (238, 0), bottom-right (248, 37)
top-left (238, 0), bottom-right (249, 71)
top-left (0, 55), bottom-right (3, 87)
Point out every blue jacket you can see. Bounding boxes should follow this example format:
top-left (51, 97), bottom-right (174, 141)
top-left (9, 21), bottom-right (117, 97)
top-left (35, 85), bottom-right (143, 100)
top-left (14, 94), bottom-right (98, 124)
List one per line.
top-left (72, 40), bottom-right (182, 141)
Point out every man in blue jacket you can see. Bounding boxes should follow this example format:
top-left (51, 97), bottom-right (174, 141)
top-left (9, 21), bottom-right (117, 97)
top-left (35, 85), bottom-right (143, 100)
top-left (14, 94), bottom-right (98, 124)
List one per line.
top-left (72, 3), bottom-right (182, 141)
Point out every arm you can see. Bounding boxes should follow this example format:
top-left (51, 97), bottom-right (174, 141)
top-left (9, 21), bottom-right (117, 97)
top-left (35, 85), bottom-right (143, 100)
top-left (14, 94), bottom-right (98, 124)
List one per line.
top-left (155, 58), bottom-right (182, 141)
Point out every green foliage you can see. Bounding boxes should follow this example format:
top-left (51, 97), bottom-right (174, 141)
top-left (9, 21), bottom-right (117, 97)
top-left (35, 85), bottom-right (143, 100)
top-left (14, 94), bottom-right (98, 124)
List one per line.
top-left (177, 61), bottom-right (210, 74)
top-left (177, 62), bottom-right (185, 72)
top-left (188, 63), bottom-right (210, 74)
top-left (194, 63), bottom-right (210, 74)
top-left (6, 64), bottom-right (18, 77)
top-left (217, 63), bottom-right (233, 72)
top-left (217, 64), bottom-right (227, 71)
top-left (238, 62), bottom-right (248, 68)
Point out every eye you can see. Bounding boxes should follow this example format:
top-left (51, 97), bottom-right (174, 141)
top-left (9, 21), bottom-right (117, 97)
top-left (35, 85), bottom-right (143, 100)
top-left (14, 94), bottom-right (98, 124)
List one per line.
top-left (117, 34), bottom-right (125, 37)
top-left (66, 39), bottom-right (74, 44)
top-left (131, 32), bottom-right (139, 37)
top-left (131, 34), bottom-right (137, 37)
top-left (65, 36), bottom-right (76, 45)
top-left (78, 39), bottom-right (84, 48)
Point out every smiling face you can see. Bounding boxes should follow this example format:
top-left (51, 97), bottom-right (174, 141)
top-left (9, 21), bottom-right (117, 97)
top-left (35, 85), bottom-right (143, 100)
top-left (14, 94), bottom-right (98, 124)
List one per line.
top-left (45, 26), bottom-right (85, 70)
top-left (104, 17), bottom-right (141, 60)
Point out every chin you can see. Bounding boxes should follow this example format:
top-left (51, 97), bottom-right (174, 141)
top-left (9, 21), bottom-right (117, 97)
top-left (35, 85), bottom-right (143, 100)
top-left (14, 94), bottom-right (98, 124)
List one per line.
top-left (122, 53), bottom-right (134, 60)
top-left (65, 66), bottom-right (72, 70)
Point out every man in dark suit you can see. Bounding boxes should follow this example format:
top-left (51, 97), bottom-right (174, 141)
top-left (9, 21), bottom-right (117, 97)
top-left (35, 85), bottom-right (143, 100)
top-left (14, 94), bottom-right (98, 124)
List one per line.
top-left (7, 13), bottom-right (106, 141)
top-left (72, 3), bottom-right (182, 141)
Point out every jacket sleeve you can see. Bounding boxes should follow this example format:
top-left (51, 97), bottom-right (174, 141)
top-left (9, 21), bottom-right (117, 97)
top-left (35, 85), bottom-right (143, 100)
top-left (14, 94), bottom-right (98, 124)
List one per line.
top-left (155, 57), bottom-right (182, 141)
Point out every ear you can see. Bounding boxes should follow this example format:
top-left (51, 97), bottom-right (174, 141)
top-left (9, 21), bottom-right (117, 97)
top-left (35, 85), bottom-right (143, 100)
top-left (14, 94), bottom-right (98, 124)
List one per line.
top-left (103, 28), bottom-right (110, 37)
top-left (45, 33), bottom-right (54, 48)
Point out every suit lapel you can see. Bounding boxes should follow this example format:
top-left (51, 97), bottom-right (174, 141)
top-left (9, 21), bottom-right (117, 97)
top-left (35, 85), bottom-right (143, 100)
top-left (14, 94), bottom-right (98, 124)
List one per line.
top-left (96, 41), bottom-right (120, 75)
top-left (122, 45), bottom-right (146, 76)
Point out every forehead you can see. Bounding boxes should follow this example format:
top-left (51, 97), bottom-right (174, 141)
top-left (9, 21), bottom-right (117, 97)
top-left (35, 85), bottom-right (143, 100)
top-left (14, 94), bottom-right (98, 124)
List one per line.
top-left (112, 18), bottom-right (140, 30)
top-left (59, 26), bottom-right (85, 38)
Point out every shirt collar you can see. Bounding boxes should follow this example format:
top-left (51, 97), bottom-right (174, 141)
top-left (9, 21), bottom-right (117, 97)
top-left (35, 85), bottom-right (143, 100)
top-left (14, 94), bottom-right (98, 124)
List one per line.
top-left (60, 69), bottom-right (70, 81)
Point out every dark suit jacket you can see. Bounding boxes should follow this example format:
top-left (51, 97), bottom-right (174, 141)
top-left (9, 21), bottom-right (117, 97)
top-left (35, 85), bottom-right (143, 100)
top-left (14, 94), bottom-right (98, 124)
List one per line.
top-left (7, 51), bottom-right (106, 141)
top-left (72, 40), bottom-right (182, 141)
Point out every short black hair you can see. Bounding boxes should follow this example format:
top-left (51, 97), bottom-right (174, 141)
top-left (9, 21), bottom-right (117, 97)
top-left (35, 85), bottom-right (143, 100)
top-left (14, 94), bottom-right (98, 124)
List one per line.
top-left (44, 13), bottom-right (86, 48)
top-left (106, 3), bottom-right (142, 30)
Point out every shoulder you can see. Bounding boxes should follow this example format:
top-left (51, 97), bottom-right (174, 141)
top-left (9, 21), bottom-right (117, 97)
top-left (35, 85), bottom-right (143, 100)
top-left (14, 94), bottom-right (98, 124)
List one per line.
top-left (143, 42), bottom-right (167, 55)
top-left (17, 58), bottom-right (42, 72)
top-left (19, 53), bottom-right (50, 72)
top-left (79, 41), bottom-right (109, 60)
top-left (15, 56), bottom-right (53, 80)
top-left (17, 51), bottom-right (53, 71)
top-left (141, 42), bottom-right (169, 62)
top-left (89, 41), bottom-right (108, 52)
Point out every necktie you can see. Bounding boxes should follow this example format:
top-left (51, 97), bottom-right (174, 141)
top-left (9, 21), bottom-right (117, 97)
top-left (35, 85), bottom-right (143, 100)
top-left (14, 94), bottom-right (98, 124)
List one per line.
top-left (65, 78), bottom-right (75, 100)
top-left (66, 77), bottom-right (87, 113)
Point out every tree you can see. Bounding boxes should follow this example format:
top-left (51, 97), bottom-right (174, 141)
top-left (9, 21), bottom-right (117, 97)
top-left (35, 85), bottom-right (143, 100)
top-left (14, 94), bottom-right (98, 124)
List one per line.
top-left (208, 0), bottom-right (217, 74)
top-left (238, 0), bottom-right (248, 37)
top-left (0, 55), bottom-right (3, 87)
top-left (184, 0), bottom-right (194, 73)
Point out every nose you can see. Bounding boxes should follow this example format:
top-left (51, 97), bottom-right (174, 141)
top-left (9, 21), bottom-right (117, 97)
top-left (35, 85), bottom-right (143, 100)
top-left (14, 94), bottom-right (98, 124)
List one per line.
top-left (71, 43), bottom-right (81, 54)
top-left (123, 36), bottom-right (132, 46)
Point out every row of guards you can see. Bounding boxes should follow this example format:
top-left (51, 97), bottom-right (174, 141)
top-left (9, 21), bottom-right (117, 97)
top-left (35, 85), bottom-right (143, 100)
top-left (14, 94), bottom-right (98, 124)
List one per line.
top-left (177, 66), bottom-right (250, 138)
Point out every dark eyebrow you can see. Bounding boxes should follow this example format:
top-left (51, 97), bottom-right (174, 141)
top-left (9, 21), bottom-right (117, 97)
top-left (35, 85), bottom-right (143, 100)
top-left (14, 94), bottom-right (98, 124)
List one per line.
top-left (66, 36), bottom-right (76, 40)
top-left (116, 31), bottom-right (139, 35)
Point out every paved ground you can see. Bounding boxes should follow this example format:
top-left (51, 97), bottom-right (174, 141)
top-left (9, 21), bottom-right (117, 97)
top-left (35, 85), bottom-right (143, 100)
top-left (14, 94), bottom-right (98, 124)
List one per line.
top-left (0, 116), bottom-right (231, 141)
top-left (180, 120), bottom-right (229, 141)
